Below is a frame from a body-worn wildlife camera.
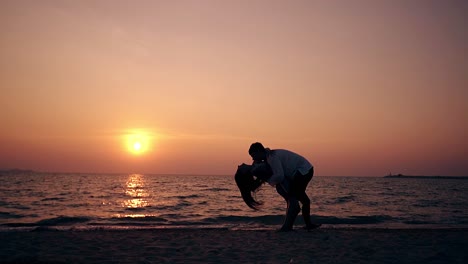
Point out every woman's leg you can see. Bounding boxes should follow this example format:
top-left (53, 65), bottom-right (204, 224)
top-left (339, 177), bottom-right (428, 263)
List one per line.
top-left (276, 184), bottom-right (288, 201)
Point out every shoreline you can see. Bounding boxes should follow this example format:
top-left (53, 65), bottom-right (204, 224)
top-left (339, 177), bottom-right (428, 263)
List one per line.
top-left (1, 228), bottom-right (467, 263)
top-left (2, 224), bottom-right (468, 232)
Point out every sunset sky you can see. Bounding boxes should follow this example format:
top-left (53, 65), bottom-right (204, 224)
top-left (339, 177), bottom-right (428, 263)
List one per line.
top-left (1, 0), bottom-right (466, 176)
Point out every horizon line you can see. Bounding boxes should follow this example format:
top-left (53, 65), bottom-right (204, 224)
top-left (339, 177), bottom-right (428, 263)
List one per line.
top-left (1, 169), bottom-right (467, 178)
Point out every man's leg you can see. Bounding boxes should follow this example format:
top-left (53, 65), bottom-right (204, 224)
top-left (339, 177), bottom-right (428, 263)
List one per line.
top-left (276, 185), bottom-right (300, 231)
top-left (297, 192), bottom-right (312, 227)
top-left (294, 168), bottom-right (320, 229)
top-left (282, 197), bottom-right (300, 231)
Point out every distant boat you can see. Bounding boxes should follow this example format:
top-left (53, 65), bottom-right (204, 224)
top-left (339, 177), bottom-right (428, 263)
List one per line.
top-left (385, 173), bottom-right (404, 178)
top-left (384, 173), bottom-right (468, 180)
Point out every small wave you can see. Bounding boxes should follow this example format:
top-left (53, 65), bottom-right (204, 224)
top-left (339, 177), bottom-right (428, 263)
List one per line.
top-left (147, 204), bottom-right (177, 211)
top-left (193, 184), bottom-right (209, 188)
top-left (113, 216), bottom-right (168, 222)
top-left (0, 212), bottom-right (24, 219)
top-left (69, 203), bottom-right (91, 208)
top-left (206, 188), bottom-right (230, 192)
top-left (334, 195), bottom-right (356, 204)
top-left (414, 199), bottom-right (441, 208)
top-left (35, 216), bottom-right (92, 226)
top-left (124, 207), bottom-right (147, 212)
top-left (313, 215), bottom-right (394, 225)
top-left (176, 194), bottom-right (201, 199)
top-left (9, 205), bottom-right (31, 210)
top-left (204, 215), bottom-right (283, 225)
top-left (89, 195), bottom-right (112, 199)
top-left (1, 223), bottom-right (37, 227)
top-left (202, 215), bottom-right (395, 226)
top-left (41, 197), bottom-right (66, 202)
top-left (171, 200), bottom-right (192, 210)
top-left (403, 220), bottom-right (432, 225)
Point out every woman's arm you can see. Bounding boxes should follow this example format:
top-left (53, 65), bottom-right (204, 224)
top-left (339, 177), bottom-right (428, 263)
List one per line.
top-left (251, 161), bottom-right (272, 181)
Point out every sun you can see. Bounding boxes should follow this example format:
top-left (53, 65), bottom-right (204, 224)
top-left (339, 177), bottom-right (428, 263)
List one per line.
top-left (133, 142), bottom-right (142, 152)
top-left (125, 131), bottom-right (152, 155)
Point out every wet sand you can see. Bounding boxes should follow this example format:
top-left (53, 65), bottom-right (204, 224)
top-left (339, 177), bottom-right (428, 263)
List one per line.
top-left (1, 228), bottom-right (467, 263)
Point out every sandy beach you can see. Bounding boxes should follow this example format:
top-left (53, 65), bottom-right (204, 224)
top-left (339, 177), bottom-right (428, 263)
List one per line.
top-left (1, 228), bottom-right (467, 264)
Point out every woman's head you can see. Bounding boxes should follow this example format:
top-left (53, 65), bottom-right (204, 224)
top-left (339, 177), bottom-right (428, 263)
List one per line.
top-left (234, 164), bottom-right (263, 210)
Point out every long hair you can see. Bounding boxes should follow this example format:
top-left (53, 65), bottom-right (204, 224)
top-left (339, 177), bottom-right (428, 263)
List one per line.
top-left (234, 164), bottom-right (263, 210)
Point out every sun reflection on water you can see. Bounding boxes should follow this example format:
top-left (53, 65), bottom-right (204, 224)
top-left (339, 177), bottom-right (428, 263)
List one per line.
top-left (123, 174), bottom-right (149, 211)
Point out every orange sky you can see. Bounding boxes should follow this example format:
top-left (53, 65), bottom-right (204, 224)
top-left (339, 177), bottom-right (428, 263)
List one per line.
top-left (1, 0), bottom-right (467, 176)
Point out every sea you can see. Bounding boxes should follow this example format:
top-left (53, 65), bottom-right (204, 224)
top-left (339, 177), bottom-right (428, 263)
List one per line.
top-left (1, 172), bottom-right (467, 231)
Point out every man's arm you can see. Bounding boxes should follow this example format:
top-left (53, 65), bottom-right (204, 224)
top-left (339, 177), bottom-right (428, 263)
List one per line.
top-left (266, 155), bottom-right (284, 186)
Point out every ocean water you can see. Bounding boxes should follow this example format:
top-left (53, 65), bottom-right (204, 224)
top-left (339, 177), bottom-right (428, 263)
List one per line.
top-left (1, 173), bottom-right (467, 231)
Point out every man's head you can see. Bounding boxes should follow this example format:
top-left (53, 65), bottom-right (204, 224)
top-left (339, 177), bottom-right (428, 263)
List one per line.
top-left (248, 142), bottom-right (267, 162)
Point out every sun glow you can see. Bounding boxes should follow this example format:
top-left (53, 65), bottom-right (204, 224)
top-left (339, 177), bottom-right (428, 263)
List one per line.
top-left (125, 131), bottom-right (152, 155)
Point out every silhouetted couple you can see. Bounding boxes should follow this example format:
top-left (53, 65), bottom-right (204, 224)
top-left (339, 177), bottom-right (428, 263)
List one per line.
top-left (235, 142), bottom-right (321, 231)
